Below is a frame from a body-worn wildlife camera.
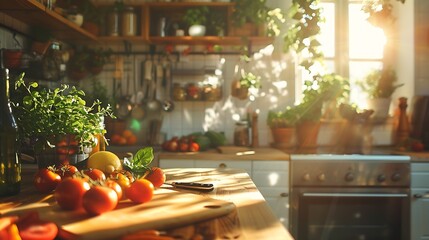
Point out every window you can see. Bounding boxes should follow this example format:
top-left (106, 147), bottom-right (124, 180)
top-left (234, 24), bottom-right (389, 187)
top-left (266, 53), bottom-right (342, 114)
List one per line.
top-left (317, 0), bottom-right (387, 108)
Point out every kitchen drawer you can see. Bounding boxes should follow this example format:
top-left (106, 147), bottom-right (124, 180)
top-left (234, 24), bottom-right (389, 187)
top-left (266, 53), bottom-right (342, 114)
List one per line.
top-left (194, 160), bottom-right (252, 175)
top-left (159, 159), bottom-right (194, 168)
top-left (252, 170), bottom-right (289, 187)
top-left (412, 172), bottom-right (429, 188)
top-left (252, 161), bottom-right (289, 171)
top-left (412, 163), bottom-right (429, 172)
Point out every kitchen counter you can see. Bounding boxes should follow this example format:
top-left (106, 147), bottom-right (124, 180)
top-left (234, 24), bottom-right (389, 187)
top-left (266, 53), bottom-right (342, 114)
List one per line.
top-left (158, 146), bottom-right (290, 161)
top-left (0, 166), bottom-right (293, 240)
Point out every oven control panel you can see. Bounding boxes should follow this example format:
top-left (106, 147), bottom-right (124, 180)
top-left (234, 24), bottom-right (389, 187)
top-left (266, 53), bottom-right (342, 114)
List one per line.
top-left (291, 160), bottom-right (410, 187)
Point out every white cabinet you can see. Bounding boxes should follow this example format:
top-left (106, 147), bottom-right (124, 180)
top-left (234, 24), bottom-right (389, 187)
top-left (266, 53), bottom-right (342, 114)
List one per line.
top-left (411, 163), bottom-right (429, 240)
top-left (252, 161), bottom-right (289, 228)
top-left (158, 158), bottom-right (290, 229)
top-left (194, 160), bottom-right (252, 175)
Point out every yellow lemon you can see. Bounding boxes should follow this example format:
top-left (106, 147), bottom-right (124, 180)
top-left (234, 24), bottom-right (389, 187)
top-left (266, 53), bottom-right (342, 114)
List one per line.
top-left (87, 151), bottom-right (122, 174)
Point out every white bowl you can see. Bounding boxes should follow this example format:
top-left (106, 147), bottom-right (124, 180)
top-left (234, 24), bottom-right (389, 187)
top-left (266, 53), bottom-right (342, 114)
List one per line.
top-left (67, 14), bottom-right (84, 27)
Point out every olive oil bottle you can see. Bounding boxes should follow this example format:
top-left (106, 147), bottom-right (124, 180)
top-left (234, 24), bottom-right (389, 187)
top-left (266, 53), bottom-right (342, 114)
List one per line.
top-left (0, 49), bottom-right (21, 197)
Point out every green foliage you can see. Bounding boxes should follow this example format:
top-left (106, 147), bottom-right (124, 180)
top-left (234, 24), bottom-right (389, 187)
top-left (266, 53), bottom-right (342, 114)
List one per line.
top-left (89, 47), bottom-right (113, 68)
top-left (361, 0), bottom-right (405, 30)
top-left (239, 71), bottom-right (261, 90)
top-left (267, 106), bottom-right (301, 128)
top-left (123, 147), bottom-right (154, 177)
top-left (231, 0), bottom-right (285, 37)
top-left (283, 0), bottom-right (324, 71)
top-left (12, 74), bottom-right (115, 149)
top-left (183, 7), bottom-right (209, 26)
top-left (356, 68), bottom-right (403, 98)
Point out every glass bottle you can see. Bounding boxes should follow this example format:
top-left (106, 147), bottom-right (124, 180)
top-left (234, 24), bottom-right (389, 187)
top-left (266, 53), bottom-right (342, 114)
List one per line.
top-left (0, 50), bottom-right (21, 197)
top-left (121, 6), bottom-right (137, 36)
top-left (107, 6), bottom-right (120, 36)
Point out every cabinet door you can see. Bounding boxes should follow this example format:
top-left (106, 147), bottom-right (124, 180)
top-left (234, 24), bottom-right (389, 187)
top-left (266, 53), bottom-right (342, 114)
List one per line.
top-left (159, 159), bottom-right (194, 168)
top-left (411, 188), bottom-right (429, 240)
top-left (194, 160), bottom-right (252, 175)
top-left (252, 161), bottom-right (289, 229)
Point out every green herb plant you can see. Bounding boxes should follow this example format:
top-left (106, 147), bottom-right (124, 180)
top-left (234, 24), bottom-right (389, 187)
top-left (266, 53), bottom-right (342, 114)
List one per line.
top-left (12, 74), bottom-right (115, 151)
top-left (183, 7), bottom-right (209, 26)
top-left (123, 147), bottom-right (154, 178)
top-left (356, 68), bottom-right (403, 99)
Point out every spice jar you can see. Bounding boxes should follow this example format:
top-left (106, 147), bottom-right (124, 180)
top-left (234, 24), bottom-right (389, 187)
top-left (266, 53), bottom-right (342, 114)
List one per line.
top-left (106, 7), bottom-right (120, 36)
top-left (234, 121), bottom-right (249, 146)
top-left (187, 83), bottom-right (201, 100)
top-left (173, 83), bottom-right (186, 101)
top-left (121, 6), bottom-right (137, 36)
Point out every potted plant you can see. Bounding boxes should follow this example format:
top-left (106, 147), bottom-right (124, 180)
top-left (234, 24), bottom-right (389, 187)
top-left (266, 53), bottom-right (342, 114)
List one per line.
top-left (79, 1), bottom-right (106, 36)
top-left (267, 106), bottom-right (300, 150)
top-left (357, 67), bottom-right (403, 121)
top-left (88, 47), bottom-right (112, 75)
top-left (67, 47), bottom-right (90, 81)
top-left (231, 70), bottom-right (261, 100)
top-left (294, 73), bottom-right (349, 151)
top-left (183, 7), bottom-right (209, 36)
top-left (11, 74), bottom-right (115, 168)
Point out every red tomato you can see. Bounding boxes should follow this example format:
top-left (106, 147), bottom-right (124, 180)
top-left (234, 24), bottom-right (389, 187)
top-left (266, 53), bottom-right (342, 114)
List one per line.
top-left (83, 168), bottom-right (106, 181)
top-left (188, 142), bottom-right (200, 152)
top-left (34, 168), bottom-right (61, 193)
top-left (82, 186), bottom-right (118, 215)
top-left (54, 178), bottom-right (90, 210)
top-left (16, 211), bottom-right (58, 240)
top-left (125, 179), bottom-right (154, 204)
top-left (179, 142), bottom-right (189, 152)
top-left (105, 179), bottom-right (123, 200)
top-left (144, 167), bottom-right (166, 188)
top-left (55, 164), bottom-right (78, 179)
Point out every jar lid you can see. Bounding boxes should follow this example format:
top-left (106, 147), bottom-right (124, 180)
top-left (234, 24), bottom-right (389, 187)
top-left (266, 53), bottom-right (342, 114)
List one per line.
top-left (123, 6), bottom-right (135, 11)
top-left (236, 120), bottom-right (248, 126)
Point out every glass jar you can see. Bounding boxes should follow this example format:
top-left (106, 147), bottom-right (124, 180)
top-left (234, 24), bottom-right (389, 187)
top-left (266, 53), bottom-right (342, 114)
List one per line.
top-left (172, 83), bottom-right (186, 101)
top-left (106, 7), bottom-right (120, 36)
top-left (187, 83), bottom-right (201, 100)
top-left (234, 121), bottom-right (249, 146)
top-left (121, 6), bottom-right (137, 36)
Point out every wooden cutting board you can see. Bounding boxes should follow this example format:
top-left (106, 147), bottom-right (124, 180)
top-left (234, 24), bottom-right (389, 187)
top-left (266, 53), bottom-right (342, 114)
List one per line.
top-left (1, 188), bottom-right (236, 240)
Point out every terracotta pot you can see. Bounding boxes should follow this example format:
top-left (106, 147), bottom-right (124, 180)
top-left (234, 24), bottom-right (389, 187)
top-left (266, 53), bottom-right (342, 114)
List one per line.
top-left (3, 49), bottom-right (23, 69)
top-left (230, 23), bottom-right (258, 36)
top-left (296, 121), bottom-right (321, 153)
top-left (82, 21), bottom-right (100, 36)
top-left (31, 41), bottom-right (51, 55)
top-left (271, 127), bottom-right (296, 150)
top-left (231, 79), bottom-right (248, 100)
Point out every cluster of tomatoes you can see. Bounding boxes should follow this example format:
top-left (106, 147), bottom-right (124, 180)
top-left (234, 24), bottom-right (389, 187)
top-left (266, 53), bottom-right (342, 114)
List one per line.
top-left (110, 130), bottom-right (138, 146)
top-left (34, 164), bottom-right (166, 216)
top-left (162, 136), bottom-right (200, 152)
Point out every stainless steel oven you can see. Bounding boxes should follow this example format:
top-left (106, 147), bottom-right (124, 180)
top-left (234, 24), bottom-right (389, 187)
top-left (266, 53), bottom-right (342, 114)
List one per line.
top-left (290, 155), bottom-right (411, 240)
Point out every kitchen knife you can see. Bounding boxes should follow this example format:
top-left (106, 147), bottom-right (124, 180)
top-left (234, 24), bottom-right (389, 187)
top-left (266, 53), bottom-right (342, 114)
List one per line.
top-left (164, 182), bottom-right (214, 192)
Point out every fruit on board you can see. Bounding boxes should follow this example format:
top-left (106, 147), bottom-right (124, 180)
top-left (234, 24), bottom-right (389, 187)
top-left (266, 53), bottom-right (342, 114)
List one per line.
top-left (87, 151), bottom-right (122, 174)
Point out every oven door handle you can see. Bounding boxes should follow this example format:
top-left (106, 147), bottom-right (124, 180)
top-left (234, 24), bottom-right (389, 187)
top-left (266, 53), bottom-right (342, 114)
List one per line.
top-left (303, 193), bottom-right (408, 198)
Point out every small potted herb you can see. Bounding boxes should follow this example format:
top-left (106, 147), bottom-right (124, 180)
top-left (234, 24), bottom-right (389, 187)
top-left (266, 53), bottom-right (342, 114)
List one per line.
top-left (12, 74), bottom-right (115, 168)
top-left (183, 7), bottom-right (209, 36)
top-left (88, 48), bottom-right (112, 75)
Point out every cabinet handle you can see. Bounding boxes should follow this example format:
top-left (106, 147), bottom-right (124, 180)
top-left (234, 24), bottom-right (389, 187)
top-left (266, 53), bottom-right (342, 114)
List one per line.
top-left (280, 193), bottom-right (289, 197)
top-left (414, 193), bottom-right (429, 199)
top-left (218, 163), bottom-right (227, 168)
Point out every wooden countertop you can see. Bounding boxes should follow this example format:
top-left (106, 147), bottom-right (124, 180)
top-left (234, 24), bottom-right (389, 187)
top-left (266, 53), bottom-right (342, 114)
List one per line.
top-left (158, 146), bottom-right (290, 161)
top-left (0, 167), bottom-right (293, 240)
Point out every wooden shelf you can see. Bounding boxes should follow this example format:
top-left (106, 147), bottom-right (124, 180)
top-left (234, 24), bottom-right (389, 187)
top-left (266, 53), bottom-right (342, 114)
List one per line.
top-left (0, 0), bottom-right (97, 42)
top-left (0, 0), bottom-right (272, 50)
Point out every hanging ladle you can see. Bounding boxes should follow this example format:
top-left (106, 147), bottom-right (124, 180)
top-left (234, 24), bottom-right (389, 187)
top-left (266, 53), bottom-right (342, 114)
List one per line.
top-left (162, 56), bottom-right (174, 112)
